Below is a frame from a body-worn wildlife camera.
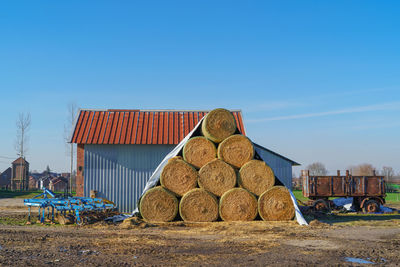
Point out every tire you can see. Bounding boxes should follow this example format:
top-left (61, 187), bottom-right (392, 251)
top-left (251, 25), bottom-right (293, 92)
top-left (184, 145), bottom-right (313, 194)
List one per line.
top-left (364, 199), bottom-right (380, 213)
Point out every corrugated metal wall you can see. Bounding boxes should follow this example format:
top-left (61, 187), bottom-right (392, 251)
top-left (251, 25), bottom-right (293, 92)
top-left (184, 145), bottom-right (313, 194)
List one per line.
top-left (84, 144), bottom-right (294, 212)
top-left (84, 144), bottom-right (174, 212)
top-left (255, 147), bottom-right (293, 189)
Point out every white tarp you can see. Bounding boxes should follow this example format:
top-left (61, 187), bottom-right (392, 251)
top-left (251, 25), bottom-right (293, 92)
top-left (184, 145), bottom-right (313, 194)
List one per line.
top-left (131, 117), bottom-right (308, 225)
top-left (332, 197), bottom-right (393, 213)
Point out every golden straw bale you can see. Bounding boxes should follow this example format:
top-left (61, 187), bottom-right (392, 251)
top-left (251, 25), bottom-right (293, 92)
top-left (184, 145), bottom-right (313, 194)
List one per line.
top-left (179, 188), bottom-right (219, 222)
top-left (183, 137), bottom-right (217, 168)
top-left (160, 159), bottom-right (198, 196)
top-left (217, 135), bottom-right (254, 168)
top-left (139, 186), bottom-right (178, 222)
top-left (198, 159), bottom-right (237, 197)
top-left (167, 156), bottom-right (183, 163)
top-left (239, 160), bottom-right (275, 196)
top-left (219, 188), bottom-right (258, 221)
top-left (202, 108), bottom-right (237, 143)
top-left (258, 186), bottom-right (295, 221)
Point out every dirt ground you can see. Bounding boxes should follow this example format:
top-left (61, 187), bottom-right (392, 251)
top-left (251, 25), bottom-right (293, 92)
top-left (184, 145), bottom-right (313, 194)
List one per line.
top-left (1, 199), bottom-right (400, 266)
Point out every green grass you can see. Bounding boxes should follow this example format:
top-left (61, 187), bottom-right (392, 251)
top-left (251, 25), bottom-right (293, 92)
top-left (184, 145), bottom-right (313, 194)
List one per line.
top-left (0, 216), bottom-right (27, 226)
top-left (315, 213), bottom-right (400, 226)
top-left (292, 190), bottom-right (308, 203)
top-left (0, 216), bottom-right (65, 227)
top-left (0, 190), bottom-right (76, 199)
top-left (0, 190), bottom-right (43, 199)
top-left (386, 192), bottom-right (400, 203)
top-left (292, 190), bottom-right (400, 203)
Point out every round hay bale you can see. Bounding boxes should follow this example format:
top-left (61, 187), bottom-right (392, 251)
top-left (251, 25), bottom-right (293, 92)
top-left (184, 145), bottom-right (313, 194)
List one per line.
top-left (217, 135), bottom-right (254, 168)
top-left (198, 159), bottom-right (237, 197)
top-left (258, 186), bottom-right (295, 221)
top-left (219, 188), bottom-right (258, 221)
top-left (139, 186), bottom-right (178, 222)
top-left (179, 188), bottom-right (219, 222)
top-left (183, 137), bottom-right (217, 168)
top-left (160, 159), bottom-right (198, 196)
top-left (202, 108), bottom-right (237, 143)
top-left (167, 155), bottom-right (183, 163)
top-left (239, 160), bottom-right (275, 196)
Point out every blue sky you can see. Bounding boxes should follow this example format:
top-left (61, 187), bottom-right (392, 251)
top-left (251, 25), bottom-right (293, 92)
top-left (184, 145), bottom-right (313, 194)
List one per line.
top-left (0, 1), bottom-right (399, 175)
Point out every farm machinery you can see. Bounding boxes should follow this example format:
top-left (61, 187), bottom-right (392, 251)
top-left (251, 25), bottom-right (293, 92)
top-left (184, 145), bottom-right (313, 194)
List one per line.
top-left (302, 170), bottom-right (386, 213)
top-left (24, 188), bottom-right (117, 224)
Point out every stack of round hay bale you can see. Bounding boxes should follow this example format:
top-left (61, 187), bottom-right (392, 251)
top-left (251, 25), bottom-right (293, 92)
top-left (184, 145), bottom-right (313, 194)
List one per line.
top-left (139, 108), bottom-right (295, 223)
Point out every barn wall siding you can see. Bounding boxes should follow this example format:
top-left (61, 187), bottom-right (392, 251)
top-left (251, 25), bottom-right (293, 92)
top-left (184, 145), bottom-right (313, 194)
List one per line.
top-left (255, 147), bottom-right (293, 189)
top-left (84, 144), bottom-right (174, 212)
top-left (84, 144), bottom-right (294, 213)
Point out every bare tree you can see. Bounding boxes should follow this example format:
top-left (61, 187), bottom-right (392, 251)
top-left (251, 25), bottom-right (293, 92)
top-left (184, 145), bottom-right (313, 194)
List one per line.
top-left (351, 163), bottom-right (375, 176)
top-left (64, 103), bottom-right (78, 194)
top-left (44, 165), bottom-right (51, 176)
top-left (14, 112), bottom-right (31, 190)
top-left (306, 162), bottom-right (328, 176)
top-left (381, 166), bottom-right (394, 183)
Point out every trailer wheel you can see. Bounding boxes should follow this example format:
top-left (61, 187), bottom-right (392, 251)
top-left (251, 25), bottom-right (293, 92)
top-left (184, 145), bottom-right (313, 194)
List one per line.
top-left (313, 199), bottom-right (330, 213)
top-left (364, 200), bottom-right (380, 213)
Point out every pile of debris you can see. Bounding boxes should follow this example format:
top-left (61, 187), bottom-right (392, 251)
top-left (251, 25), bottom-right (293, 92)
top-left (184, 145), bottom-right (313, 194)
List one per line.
top-left (139, 108), bottom-right (295, 222)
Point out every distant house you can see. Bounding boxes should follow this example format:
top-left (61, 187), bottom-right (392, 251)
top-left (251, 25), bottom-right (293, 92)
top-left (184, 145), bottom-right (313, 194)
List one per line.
top-left (60, 173), bottom-right (71, 179)
top-left (11, 157), bottom-right (30, 190)
top-left (39, 175), bottom-right (53, 189)
top-left (49, 177), bottom-right (68, 192)
top-left (28, 176), bottom-right (40, 190)
top-left (390, 178), bottom-right (400, 185)
top-left (70, 109), bottom-right (299, 212)
top-left (292, 177), bottom-right (302, 190)
top-left (0, 167), bottom-right (12, 189)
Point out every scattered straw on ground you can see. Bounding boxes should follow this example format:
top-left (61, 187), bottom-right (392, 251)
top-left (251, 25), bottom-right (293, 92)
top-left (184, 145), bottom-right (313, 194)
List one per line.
top-left (198, 159), bottom-right (237, 197)
top-left (217, 135), bottom-right (254, 168)
top-left (139, 186), bottom-right (178, 222)
top-left (201, 108), bottom-right (237, 143)
top-left (239, 160), bottom-right (275, 196)
top-left (258, 186), bottom-right (295, 221)
top-left (219, 188), bottom-right (258, 221)
top-left (183, 137), bottom-right (217, 168)
top-left (179, 188), bottom-right (219, 222)
top-left (119, 216), bottom-right (157, 229)
top-left (160, 159), bottom-right (198, 196)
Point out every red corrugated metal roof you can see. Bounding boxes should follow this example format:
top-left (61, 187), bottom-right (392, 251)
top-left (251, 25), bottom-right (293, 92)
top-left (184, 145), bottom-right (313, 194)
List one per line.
top-left (70, 109), bottom-right (246, 145)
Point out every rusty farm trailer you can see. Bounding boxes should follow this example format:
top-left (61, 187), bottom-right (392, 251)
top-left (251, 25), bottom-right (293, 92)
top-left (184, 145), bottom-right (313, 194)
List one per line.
top-left (302, 170), bottom-right (386, 213)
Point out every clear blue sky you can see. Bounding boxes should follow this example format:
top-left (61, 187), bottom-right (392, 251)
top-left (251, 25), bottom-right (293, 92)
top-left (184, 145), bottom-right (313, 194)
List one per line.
top-left (0, 1), bottom-right (399, 175)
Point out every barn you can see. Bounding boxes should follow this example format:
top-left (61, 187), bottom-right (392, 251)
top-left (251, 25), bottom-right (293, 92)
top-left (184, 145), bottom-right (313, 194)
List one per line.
top-left (70, 109), bottom-right (299, 212)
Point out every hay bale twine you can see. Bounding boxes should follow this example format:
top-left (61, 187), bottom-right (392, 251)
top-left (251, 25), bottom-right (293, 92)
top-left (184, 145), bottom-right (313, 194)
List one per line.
top-left (160, 159), bottom-right (198, 196)
top-left (219, 188), bottom-right (258, 221)
top-left (202, 108), bottom-right (237, 143)
top-left (258, 186), bottom-right (295, 221)
top-left (198, 159), bottom-right (237, 197)
top-left (217, 135), bottom-right (254, 168)
top-left (239, 160), bottom-right (275, 196)
top-left (179, 188), bottom-right (219, 222)
top-left (139, 186), bottom-right (178, 222)
top-left (183, 137), bottom-right (217, 169)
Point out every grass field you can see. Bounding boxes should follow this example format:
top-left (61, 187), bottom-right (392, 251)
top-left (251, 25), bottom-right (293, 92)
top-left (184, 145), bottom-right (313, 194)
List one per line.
top-left (292, 190), bottom-right (308, 202)
top-left (386, 192), bottom-right (400, 203)
top-left (0, 190), bottom-right (75, 199)
top-left (292, 190), bottom-right (400, 203)
top-left (0, 190), bottom-right (43, 199)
